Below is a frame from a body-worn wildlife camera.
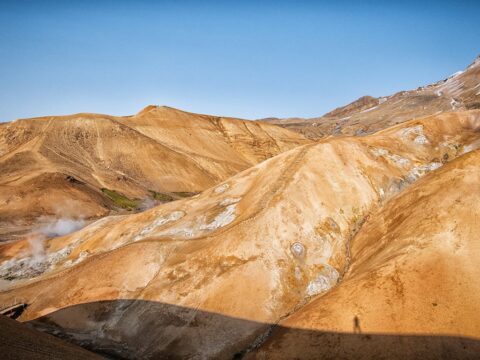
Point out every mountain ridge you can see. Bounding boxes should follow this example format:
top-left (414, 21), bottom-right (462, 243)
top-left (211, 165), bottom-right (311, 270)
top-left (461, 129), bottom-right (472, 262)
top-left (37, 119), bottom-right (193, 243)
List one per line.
top-left (260, 55), bottom-right (480, 138)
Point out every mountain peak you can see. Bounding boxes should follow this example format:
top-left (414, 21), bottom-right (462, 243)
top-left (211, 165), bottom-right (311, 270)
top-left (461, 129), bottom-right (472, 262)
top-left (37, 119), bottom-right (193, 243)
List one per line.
top-left (136, 105), bottom-right (184, 117)
top-left (322, 95), bottom-right (379, 118)
top-left (136, 105), bottom-right (161, 116)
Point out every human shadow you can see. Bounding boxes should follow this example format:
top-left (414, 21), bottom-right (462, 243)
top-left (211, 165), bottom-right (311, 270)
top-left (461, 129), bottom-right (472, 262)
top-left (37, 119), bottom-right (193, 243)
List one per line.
top-left (353, 315), bottom-right (361, 334)
top-left (10, 299), bottom-right (480, 360)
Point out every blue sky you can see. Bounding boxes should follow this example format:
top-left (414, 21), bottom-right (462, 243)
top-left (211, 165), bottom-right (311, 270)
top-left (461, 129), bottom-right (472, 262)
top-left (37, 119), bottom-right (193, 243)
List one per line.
top-left (0, 0), bottom-right (479, 121)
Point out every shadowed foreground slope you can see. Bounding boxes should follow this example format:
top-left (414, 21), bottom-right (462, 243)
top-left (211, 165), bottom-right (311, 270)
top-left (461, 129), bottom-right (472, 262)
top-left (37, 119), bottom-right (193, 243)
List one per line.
top-left (26, 300), bottom-right (480, 360)
top-left (0, 315), bottom-right (102, 360)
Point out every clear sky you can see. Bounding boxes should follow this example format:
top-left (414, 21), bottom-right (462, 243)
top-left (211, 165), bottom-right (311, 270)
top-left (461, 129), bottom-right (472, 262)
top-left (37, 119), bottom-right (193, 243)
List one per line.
top-left (0, 0), bottom-right (479, 121)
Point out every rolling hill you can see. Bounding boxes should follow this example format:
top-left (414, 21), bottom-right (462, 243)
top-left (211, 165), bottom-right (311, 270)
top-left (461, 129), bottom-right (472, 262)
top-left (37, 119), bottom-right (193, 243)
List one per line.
top-left (0, 106), bottom-right (309, 240)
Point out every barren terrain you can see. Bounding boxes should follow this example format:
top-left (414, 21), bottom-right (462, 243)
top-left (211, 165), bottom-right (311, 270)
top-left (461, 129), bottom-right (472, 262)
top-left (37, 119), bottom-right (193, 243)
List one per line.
top-left (1, 110), bottom-right (479, 359)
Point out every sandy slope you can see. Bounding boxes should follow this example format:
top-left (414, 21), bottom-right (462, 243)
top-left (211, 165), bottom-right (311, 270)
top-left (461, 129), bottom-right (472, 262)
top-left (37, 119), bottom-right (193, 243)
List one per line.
top-left (0, 106), bottom-right (309, 240)
top-left (251, 148), bottom-right (480, 360)
top-left (0, 111), bottom-right (479, 358)
top-left (263, 55), bottom-right (480, 138)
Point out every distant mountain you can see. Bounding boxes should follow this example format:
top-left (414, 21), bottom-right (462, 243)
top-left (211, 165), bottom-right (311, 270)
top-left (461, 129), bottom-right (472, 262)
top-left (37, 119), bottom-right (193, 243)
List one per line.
top-left (261, 55), bottom-right (480, 138)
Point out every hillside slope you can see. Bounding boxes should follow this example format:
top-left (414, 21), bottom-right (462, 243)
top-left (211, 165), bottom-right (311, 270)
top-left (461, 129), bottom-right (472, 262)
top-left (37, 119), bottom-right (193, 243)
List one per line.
top-left (251, 149), bottom-right (480, 360)
top-left (263, 55), bottom-right (480, 138)
top-left (0, 111), bottom-right (478, 359)
top-left (0, 106), bottom-right (309, 240)
top-left (0, 315), bottom-right (102, 360)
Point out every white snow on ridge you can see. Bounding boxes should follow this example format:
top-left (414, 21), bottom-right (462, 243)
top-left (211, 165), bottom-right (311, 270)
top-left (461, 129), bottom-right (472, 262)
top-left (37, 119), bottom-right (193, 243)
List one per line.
top-left (219, 197), bottom-right (241, 206)
top-left (414, 134), bottom-right (429, 145)
top-left (400, 125), bottom-right (424, 137)
top-left (399, 125), bottom-right (430, 145)
top-left (306, 263), bottom-right (339, 296)
top-left (370, 147), bottom-right (411, 168)
top-left (214, 184), bottom-right (229, 194)
top-left (134, 211), bottom-right (185, 241)
top-left (406, 162), bottom-right (443, 183)
top-left (200, 204), bottom-right (237, 231)
top-left (360, 105), bottom-right (378, 113)
top-left (450, 98), bottom-right (462, 110)
top-left (462, 140), bottom-right (480, 154)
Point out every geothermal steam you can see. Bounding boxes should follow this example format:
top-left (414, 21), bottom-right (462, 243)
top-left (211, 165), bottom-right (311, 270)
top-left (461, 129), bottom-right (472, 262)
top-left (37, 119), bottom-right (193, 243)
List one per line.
top-left (0, 217), bottom-right (85, 283)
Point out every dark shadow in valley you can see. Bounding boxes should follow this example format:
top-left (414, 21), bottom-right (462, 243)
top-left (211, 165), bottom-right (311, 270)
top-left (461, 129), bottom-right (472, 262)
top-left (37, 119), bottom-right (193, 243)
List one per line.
top-left (16, 299), bottom-right (480, 360)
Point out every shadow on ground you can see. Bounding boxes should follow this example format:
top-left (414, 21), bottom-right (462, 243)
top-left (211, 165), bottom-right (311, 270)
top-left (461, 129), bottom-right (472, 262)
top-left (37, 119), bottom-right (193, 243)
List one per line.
top-left (13, 299), bottom-right (480, 360)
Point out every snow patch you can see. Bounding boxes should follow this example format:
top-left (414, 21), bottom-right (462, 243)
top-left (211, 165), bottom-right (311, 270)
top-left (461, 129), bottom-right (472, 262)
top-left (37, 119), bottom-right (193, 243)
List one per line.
top-left (306, 264), bottom-right (339, 296)
top-left (64, 251), bottom-right (89, 267)
top-left (370, 148), bottom-right (389, 157)
top-left (360, 105), bottom-right (378, 113)
top-left (414, 134), bottom-right (429, 145)
top-left (378, 188), bottom-right (385, 197)
top-left (406, 162), bottom-right (442, 182)
top-left (149, 206), bottom-right (238, 239)
top-left (370, 148), bottom-right (410, 168)
top-left (219, 197), bottom-right (241, 206)
top-left (450, 98), bottom-right (461, 110)
top-left (134, 211), bottom-right (185, 241)
top-left (462, 141), bottom-right (480, 154)
top-left (214, 184), bottom-right (229, 194)
top-left (291, 242), bottom-right (305, 258)
top-left (160, 226), bottom-right (196, 239)
top-left (400, 125), bottom-right (424, 137)
top-left (387, 154), bottom-right (411, 167)
top-left (200, 204), bottom-right (237, 231)
top-left (438, 77), bottom-right (464, 97)
top-left (399, 125), bottom-right (431, 145)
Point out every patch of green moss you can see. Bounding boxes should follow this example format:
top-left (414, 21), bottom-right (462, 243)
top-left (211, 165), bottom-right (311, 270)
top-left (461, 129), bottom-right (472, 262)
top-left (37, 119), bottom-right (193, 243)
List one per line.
top-left (149, 190), bottom-right (175, 202)
top-left (101, 188), bottom-right (141, 210)
top-left (173, 191), bottom-right (200, 198)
